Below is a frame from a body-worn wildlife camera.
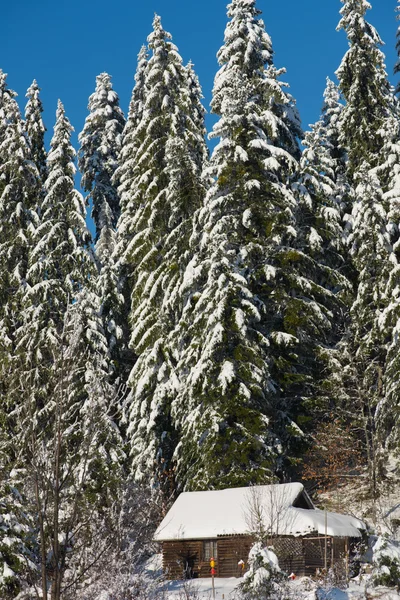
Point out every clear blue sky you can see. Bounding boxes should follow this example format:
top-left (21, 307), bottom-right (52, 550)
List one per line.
top-left (1, 0), bottom-right (398, 152)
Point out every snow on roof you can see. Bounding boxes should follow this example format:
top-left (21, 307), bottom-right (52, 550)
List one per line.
top-left (154, 483), bottom-right (365, 541)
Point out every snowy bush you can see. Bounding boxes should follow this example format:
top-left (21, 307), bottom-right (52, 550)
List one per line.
top-left (237, 542), bottom-right (285, 600)
top-left (372, 536), bottom-right (400, 590)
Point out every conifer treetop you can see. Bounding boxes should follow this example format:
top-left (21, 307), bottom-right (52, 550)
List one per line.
top-left (212, 0), bottom-right (273, 118)
top-left (337, 0), bottom-right (380, 44)
top-left (395, 0), bottom-right (400, 93)
top-left (25, 79), bottom-right (47, 184)
top-left (336, 0), bottom-right (392, 177)
top-left (78, 72), bottom-right (125, 240)
top-left (222, 0), bottom-right (273, 71)
top-left (32, 99), bottom-right (93, 296)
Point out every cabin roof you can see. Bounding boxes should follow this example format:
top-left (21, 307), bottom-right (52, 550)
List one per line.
top-left (154, 483), bottom-right (365, 541)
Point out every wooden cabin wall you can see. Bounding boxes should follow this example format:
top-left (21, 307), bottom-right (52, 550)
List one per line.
top-left (162, 540), bottom-right (202, 580)
top-left (217, 536), bottom-right (253, 578)
top-left (162, 535), bottom-right (353, 580)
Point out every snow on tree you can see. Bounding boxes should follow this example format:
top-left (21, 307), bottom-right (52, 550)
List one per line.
top-left (108, 46), bottom-right (150, 386)
top-left (78, 73), bottom-right (127, 376)
top-left (4, 101), bottom-right (125, 598)
top-left (333, 0), bottom-right (400, 488)
top-left (95, 201), bottom-right (126, 368)
top-left (295, 80), bottom-right (348, 273)
top-left (116, 15), bottom-right (208, 495)
top-left (0, 471), bottom-right (34, 599)
top-left (0, 71), bottom-right (40, 406)
top-left (9, 305), bottom-right (125, 600)
top-left (24, 79), bottom-right (47, 186)
top-left (10, 100), bottom-right (94, 422)
top-left (238, 543), bottom-right (283, 600)
top-left (170, 0), bottom-right (339, 491)
top-left (116, 45), bottom-right (149, 217)
top-left (78, 72), bottom-right (125, 242)
top-left (62, 287), bottom-right (126, 503)
top-left (395, 0), bottom-right (400, 95)
top-left (344, 163), bottom-right (393, 492)
top-left (293, 83), bottom-right (354, 421)
top-left (369, 116), bottom-right (400, 451)
top-left (336, 0), bottom-right (393, 180)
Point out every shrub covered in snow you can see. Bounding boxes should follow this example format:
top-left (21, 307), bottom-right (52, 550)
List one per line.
top-left (372, 536), bottom-right (400, 589)
top-left (237, 542), bottom-right (284, 600)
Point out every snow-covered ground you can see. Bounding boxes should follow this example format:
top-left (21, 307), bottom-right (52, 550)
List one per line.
top-left (144, 555), bottom-right (400, 599)
top-left (163, 576), bottom-right (400, 599)
top-left (164, 576), bottom-right (240, 599)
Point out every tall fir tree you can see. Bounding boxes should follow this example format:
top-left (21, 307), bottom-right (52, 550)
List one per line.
top-left (115, 16), bottom-right (208, 494)
top-left (24, 80), bottom-right (47, 186)
top-left (171, 0), bottom-right (341, 491)
top-left (333, 0), bottom-right (400, 489)
top-left (0, 72), bottom-right (40, 399)
top-left (109, 47), bottom-right (150, 385)
top-left (78, 73), bottom-right (126, 374)
top-left (296, 79), bottom-right (348, 274)
top-left (0, 73), bottom-right (41, 598)
top-left (395, 0), bottom-right (400, 95)
top-left (336, 0), bottom-right (393, 180)
top-left (10, 100), bottom-right (94, 428)
top-left (78, 72), bottom-right (125, 241)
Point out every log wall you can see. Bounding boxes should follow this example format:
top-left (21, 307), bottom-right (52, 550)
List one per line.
top-left (162, 535), bottom-right (354, 580)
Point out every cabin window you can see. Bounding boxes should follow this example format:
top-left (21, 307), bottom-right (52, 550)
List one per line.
top-left (203, 540), bottom-right (218, 560)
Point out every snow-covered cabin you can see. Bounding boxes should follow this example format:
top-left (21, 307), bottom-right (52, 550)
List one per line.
top-left (154, 483), bottom-right (365, 579)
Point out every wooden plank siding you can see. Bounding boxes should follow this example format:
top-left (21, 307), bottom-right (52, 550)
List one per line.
top-left (162, 535), bottom-right (354, 580)
top-left (217, 537), bottom-right (253, 578)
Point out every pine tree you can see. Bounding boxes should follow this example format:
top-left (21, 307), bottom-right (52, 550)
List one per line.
top-left (5, 102), bottom-right (124, 599)
top-left (24, 79), bottom-right (47, 186)
top-left (116, 45), bottom-right (148, 216)
top-left (78, 72), bottom-right (125, 241)
top-left (336, 0), bottom-right (393, 180)
top-left (0, 72), bottom-right (40, 403)
top-left (78, 73), bottom-right (126, 376)
top-left (171, 0), bottom-right (341, 491)
top-left (116, 16), bottom-right (208, 493)
top-left (296, 80), bottom-right (348, 273)
top-left (10, 100), bottom-right (94, 427)
top-left (395, 0), bottom-right (400, 95)
top-left (371, 116), bottom-right (400, 451)
top-left (336, 161), bottom-right (395, 495)
top-left (334, 0), bottom-right (400, 488)
top-left (109, 46), bottom-right (150, 385)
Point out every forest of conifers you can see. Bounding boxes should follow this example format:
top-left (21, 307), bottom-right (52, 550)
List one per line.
top-left (1, 0), bottom-right (400, 597)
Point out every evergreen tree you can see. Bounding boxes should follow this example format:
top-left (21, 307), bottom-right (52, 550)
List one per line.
top-left (24, 79), bottom-right (47, 186)
top-left (5, 102), bottom-right (124, 599)
top-left (296, 80), bottom-right (348, 273)
top-left (0, 470), bottom-right (34, 599)
top-left (116, 16), bottom-right (208, 493)
top-left (333, 0), bottom-right (400, 488)
top-left (10, 100), bottom-right (93, 428)
top-left (395, 0), bottom-right (400, 95)
top-left (78, 72), bottom-right (125, 241)
top-left (0, 72), bottom-right (39, 401)
top-left (110, 46), bottom-right (150, 385)
top-left (336, 0), bottom-right (393, 180)
top-left (172, 0), bottom-right (339, 491)
top-left (371, 116), bottom-right (400, 450)
top-left (116, 45), bottom-right (149, 216)
top-left (78, 73), bottom-right (126, 374)
top-left (348, 164), bottom-right (391, 378)
top-left (95, 201), bottom-right (126, 364)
